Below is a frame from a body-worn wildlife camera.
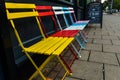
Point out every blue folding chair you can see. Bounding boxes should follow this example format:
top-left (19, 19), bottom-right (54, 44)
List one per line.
top-left (52, 6), bottom-right (87, 49)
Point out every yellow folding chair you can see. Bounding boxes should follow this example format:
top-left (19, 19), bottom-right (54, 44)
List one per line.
top-left (5, 2), bottom-right (74, 80)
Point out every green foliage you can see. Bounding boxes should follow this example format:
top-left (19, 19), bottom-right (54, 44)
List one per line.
top-left (113, 0), bottom-right (120, 10)
top-left (103, 1), bottom-right (108, 10)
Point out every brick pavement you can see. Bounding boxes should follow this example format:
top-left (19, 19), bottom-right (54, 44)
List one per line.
top-left (34, 14), bottom-right (120, 80)
top-left (65, 14), bottom-right (120, 80)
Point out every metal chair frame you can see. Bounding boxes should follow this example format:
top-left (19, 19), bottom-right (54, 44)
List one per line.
top-left (5, 2), bottom-right (74, 80)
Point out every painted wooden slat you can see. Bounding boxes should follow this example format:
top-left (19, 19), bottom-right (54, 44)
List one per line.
top-left (62, 7), bottom-right (73, 10)
top-left (64, 11), bottom-right (74, 14)
top-left (52, 30), bottom-right (79, 37)
top-left (37, 37), bottom-right (63, 54)
top-left (25, 37), bottom-right (54, 52)
top-left (38, 11), bottom-right (54, 16)
top-left (62, 7), bottom-right (69, 10)
top-left (36, 6), bottom-right (52, 10)
top-left (54, 11), bottom-right (64, 15)
top-left (30, 37), bottom-right (59, 53)
top-left (5, 2), bottom-right (35, 8)
top-left (68, 7), bottom-right (73, 9)
top-left (72, 23), bottom-right (88, 26)
top-left (76, 20), bottom-right (90, 23)
top-left (53, 38), bottom-right (74, 55)
top-left (7, 12), bottom-right (38, 19)
top-left (25, 37), bottom-right (71, 55)
top-left (45, 38), bottom-right (68, 54)
top-left (64, 26), bottom-right (85, 30)
top-left (52, 6), bottom-right (62, 10)
top-left (24, 37), bottom-right (58, 53)
top-left (53, 6), bottom-right (73, 10)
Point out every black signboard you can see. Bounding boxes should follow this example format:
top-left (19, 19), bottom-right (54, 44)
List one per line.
top-left (86, 2), bottom-right (103, 28)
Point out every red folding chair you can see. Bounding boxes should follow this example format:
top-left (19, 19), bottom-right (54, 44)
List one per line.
top-left (35, 6), bottom-right (79, 74)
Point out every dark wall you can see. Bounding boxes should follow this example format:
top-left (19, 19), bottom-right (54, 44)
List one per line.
top-left (0, 0), bottom-right (17, 80)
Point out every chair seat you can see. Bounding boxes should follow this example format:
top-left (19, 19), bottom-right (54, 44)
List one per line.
top-left (64, 25), bottom-right (85, 30)
top-left (75, 20), bottom-right (90, 24)
top-left (72, 22), bottom-right (88, 25)
top-left (24, 37), bottom-right (74, 55)
top-left (64, 20), bottom-right (89, 30)
top-left (52, 30), bottom-right (79, 37)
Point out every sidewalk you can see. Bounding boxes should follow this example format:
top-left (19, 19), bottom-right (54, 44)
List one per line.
top-left (34, 14), bottom-right (120, 80)
top-left (65, 14), bottom-right (120, 80)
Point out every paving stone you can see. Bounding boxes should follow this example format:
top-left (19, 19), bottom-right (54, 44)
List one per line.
top-left (87, 34), bottom-right (94, 39)
top-left (47, 71), bottom-right (58, 79)
top-left (94, 34), bottom-right (102, 39)
top-left (112, 40), bottom-right (120, 45)
top-left (93, 24), bottom-right (101, 27)
top-left (88, 31), bottom-right (95, 35)
top-left (101, 31), bottom-right (109, 36)
top-left (86, 38), bottom-right (93, 43)
top-left (103, 45), bottom-right (120, 53)
top-left (118, 35), bottom-right (120, 40)
top-left (116, 31), bottom-right (120, 34)
top-left (88, 34), bottom-right (101, 39)
top-left (93, 39), bottom-right (112, 45)
top-left (57, 69), bottom-right (66, 79)
top-left (94, 31), bottom-right (102, 34)
top-left (85, 43), bottom-right (102, 51)
top-left (107, 31), bottom-right (115, 34)
top-left (95, 28), bottom-right (102, 31)
top-left (89, 51), bottom-right (119, 65)
top-left (80, 50), bottom-right (90, 61)
top-left (71, 61), bottom-right (103, 80)
top-left (102, 35), bottom-right (119, 40)
top-left (94, 32), bottom-right (102, 36)
top-left (105, 64), bottom-right (120, 80)
top-left (102, 27), bottom-right (107, 31)
top-left (65, 77), bottom-right (80, 80)
top-left (117, 54), bottom-right (120, 63)
top-left (109, 32), bottom-right (119, 36)
top-left (94, 32), bottom-right (102, 35)
top-left (88, 29), bottom-right (93, 32)
top-left (88, 27), bottom-right (96, 31)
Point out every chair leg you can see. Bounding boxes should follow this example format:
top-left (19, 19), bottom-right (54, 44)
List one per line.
top-left (78, 32), bottom-right (87, 43)
top-left (75, 36), bottom-right (85, 49)
top-left (68, 46), bottom-right (77, 66)
top-left (26, 52), bottom-right (70, 80)
top-left (56, 56), bottom-right (71, 75)
top-left (25, 52), bottom-right (47, 80)
top-left (68, 45), bottom-right (78, 59)
top-left (59, 55), bottom-right (72, 73)
top-left (58, 45), bottom-right (77, 74)
top-left (70, 43), bottom-right (81, 58)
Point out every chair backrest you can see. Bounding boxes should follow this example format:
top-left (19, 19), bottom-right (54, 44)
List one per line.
top-left (5, 2), bottom-right (46, 49)
top-left (53, 6), bottom-right (90, 27)
top-left (52, 6), bottom-right (74, 29)
top-left (62, 7), bottom-right (77, 24)
top-left (62, 7), bottom-right (90, 25)
top-left (35, 6), bottom-right (59, 37)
